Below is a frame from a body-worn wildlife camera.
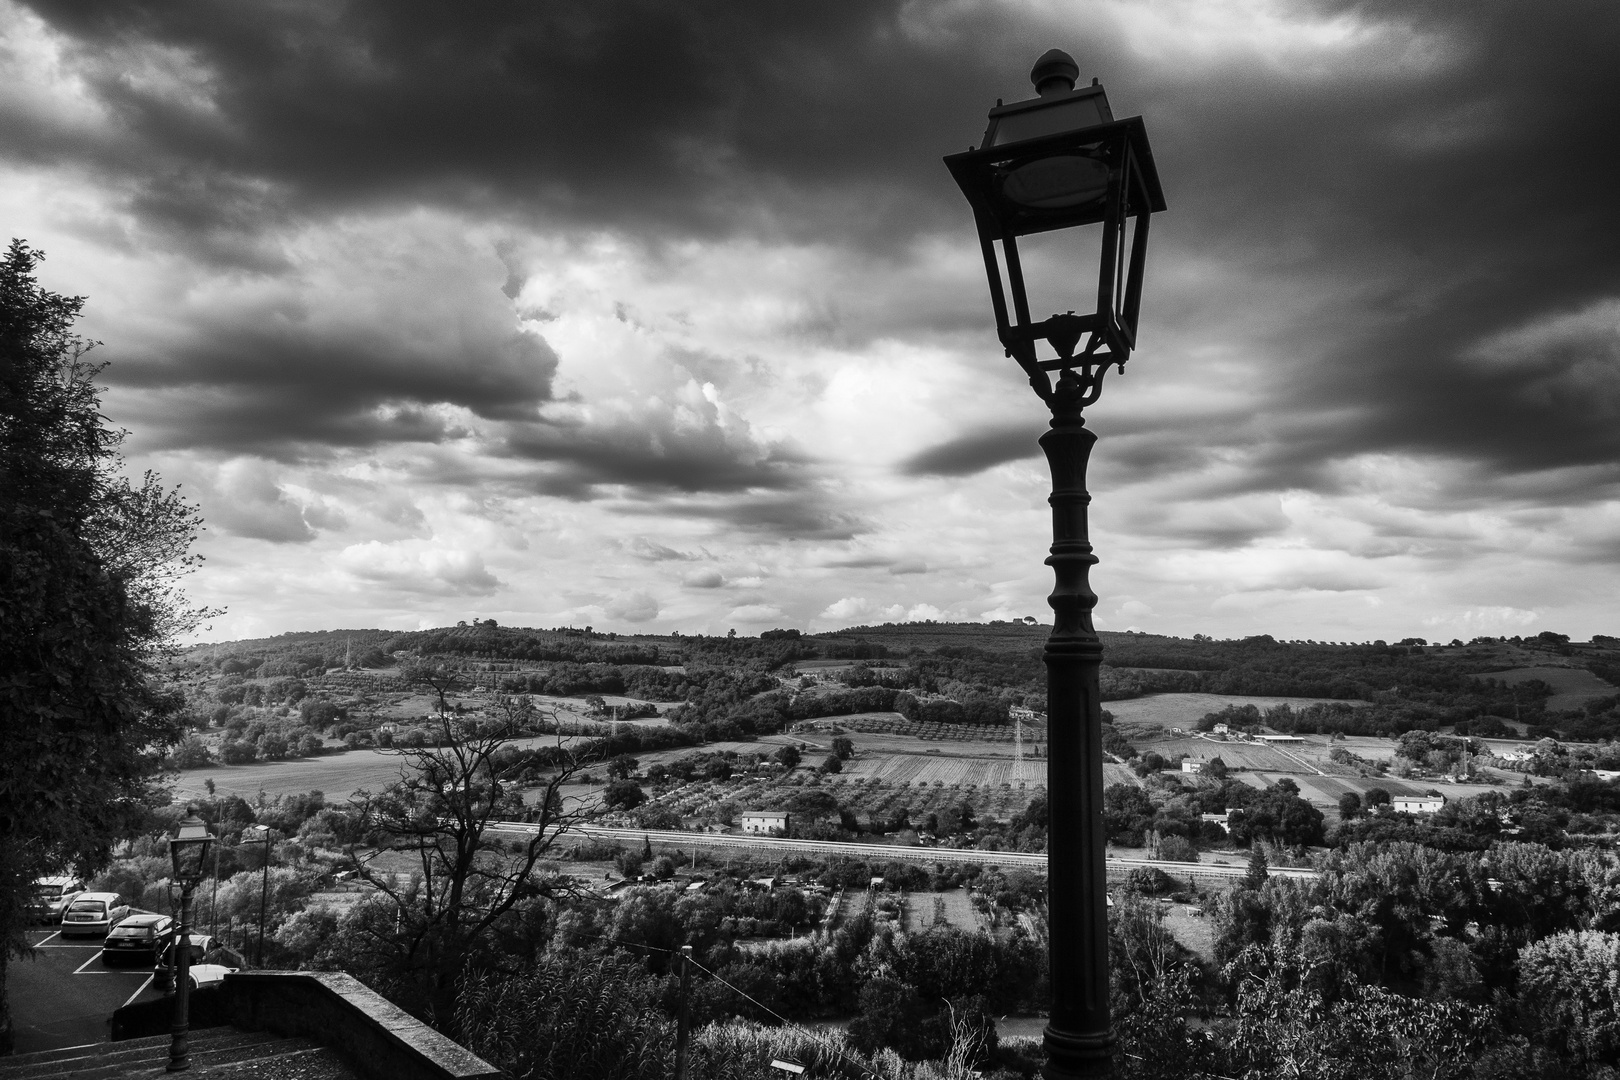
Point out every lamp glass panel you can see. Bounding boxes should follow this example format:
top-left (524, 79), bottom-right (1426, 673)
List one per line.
top-left (1001, 222), bottom-right (1105, 352)
top-left (170, 816), bottom-right (213, 881)
top-left (1001, 155), bottom-right (1109, 210)
top-left (989, 95), bottom-right (1110, 147)
top-left (171, 839), bottom-right (210, 881)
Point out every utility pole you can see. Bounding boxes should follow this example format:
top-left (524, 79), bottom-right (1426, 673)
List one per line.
top-left (208, 842), bottom-right (220, 940)
top-left (673, 945), bottom-right (694, 1080)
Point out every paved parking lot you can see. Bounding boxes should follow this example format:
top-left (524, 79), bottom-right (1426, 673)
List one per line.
top-left (9, 928), bottom-right (169, 1053)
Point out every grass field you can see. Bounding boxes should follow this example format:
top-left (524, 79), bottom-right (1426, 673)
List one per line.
top-left (174, 749), bottom-right (413, 803)
top-left (1477, 666), bottom-right (1617, 711)
top-left (175, 731), bottom-right (599, 804)
top-left (1107, 693), bottom-right (1373, 738)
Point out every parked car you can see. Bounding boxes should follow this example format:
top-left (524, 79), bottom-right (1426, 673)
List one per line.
top-left (184, 963), bottom-right (239, 991)
top-left (28, 876), bottom-right (85, 923)
top-left (151, 934), bottom-right (220, 991)
top-left (58, 893), bottom-right (131, 938)
top-left (100, 913), bottom-right (175, 966)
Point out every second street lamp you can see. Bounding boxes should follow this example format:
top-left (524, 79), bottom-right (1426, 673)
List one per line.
top-left (944, 49), bottom-right (1166, 1080)
top-left (167, 810), bottom-right (214, 1073)
top-left (244, 824), bottom-right (272, 967)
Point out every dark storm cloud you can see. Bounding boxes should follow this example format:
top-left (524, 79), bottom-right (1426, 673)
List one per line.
top-left (822, 554), bottom-right (927, 574)
top-left (621, 493), bottom-right (865, 542)
top-left (626, 538), bottom-right (703, 562)
top-left (16, 0), bottom-right (1040, 256)
top-left (900, 422), bottom-right (1039, 477)
top-left (500, 419), bottom-right (810, 498)
top-left (1139, 0), bottom-right (1620, 498)
top-left (112, 316), bottom-right (558, 458)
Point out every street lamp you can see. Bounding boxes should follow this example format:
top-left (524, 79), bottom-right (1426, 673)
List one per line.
top-left (167, 810), bottom-right (214, 1073)
top-left (244, 824), bottom-right (272, 968)
top-left (944, 50), bottom-right (1166, 1079)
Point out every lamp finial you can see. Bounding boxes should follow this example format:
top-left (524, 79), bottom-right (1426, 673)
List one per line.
top-left (1030, 49), bottom-right (1080, 96)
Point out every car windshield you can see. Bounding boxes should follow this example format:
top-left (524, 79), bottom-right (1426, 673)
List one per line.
top-left (36, 886), bottom-right (64, 899)
top-left (68, 900), bottom-right (106, 914)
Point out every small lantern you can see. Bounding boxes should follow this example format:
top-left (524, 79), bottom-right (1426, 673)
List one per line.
top-left (944, 49), bottom-right (1166, 406)
top-left (168, 811), bottom-right (214, 886)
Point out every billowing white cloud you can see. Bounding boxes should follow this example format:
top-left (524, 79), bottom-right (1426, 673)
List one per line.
top-left (606, 592), bottom-right (661, 624)
top-left (336, 542), bottom-right (501, 597)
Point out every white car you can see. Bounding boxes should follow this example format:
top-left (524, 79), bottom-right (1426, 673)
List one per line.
top-left (185, 963), bottom-right (239, 991)
top-left (59, 892), bottom-right (131, 937)
top-left (29, 876), bottom-right (85, 923)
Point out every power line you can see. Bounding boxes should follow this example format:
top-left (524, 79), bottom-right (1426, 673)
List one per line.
top-left (558, 927), bottom-right (877, 1076)
top-left (686, 956), bottom-right (880, 1078)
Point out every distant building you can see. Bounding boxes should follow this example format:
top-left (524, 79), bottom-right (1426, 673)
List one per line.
top-left (1391, 795), bottom-right (1446, 815)
top-left (1254, 734), bottom-right (1304, 743)
top-left (1212, 724), bottom-right (1231, 735)
top-left (740, 810), bottom-right (789, 836)
top-left (1181, 759), bottom-right (1203, 773)
top-left (1200, 812), bottom-right (1230, 833)
top-left (1009, 706), bottom-right (1039, 723)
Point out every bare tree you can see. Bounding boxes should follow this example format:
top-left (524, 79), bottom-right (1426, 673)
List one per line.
top-left (348, 694), bottom-right (589, 1030)
top-left (398, 659), bottom-right (469, 717)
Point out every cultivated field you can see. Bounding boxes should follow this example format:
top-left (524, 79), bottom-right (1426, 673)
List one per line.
top-left (1236, 772), bottom-right (1429, 804)
top-left (798, 712), bottom-right (1032, 745)
top-left (903, 890), bottom-right (981, 933)
top-left (1140, 735), bottom-right (1313, 773)
top-left (839, 754), bottom-right (1044, 787)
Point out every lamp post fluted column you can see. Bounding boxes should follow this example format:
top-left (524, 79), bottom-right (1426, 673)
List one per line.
top-left (168, 882), bottom-right (196, 1072)
top-left (1038, 372), bottom-right (1113, 1078)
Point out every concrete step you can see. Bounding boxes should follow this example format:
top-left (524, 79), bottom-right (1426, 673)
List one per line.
top-left (0, 1034), bottom-right (174, 1077)
top-left (0, 1028), bottom-right (325, 1080)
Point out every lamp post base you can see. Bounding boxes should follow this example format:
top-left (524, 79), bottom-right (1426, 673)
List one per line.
top-left (1042, 1022), bottom-right (1114, 1079)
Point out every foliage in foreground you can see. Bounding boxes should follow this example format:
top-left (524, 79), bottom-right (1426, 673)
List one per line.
top-left (455, 950), bottom-right (1031, 1080)
top-left (1, 239), bottom-right (206, 1047)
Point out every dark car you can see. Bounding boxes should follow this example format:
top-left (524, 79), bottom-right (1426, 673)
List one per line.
top-left (100, 913), bottom-right (175, 965)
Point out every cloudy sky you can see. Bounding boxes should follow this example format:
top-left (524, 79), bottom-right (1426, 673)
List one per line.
top-left (5, 0), bottom-right (1618, 643)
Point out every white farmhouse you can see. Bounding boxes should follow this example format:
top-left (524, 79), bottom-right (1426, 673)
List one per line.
top-left (740, 810), bottom-right (790, 836)
top-left (1391, 795), bottom-right (1446, 815)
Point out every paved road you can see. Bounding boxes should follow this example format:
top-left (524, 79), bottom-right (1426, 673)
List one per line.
top-left (8, 929), bottom-right (167, 1054)
top-left (490, 823), bottom-right (1319, 880)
